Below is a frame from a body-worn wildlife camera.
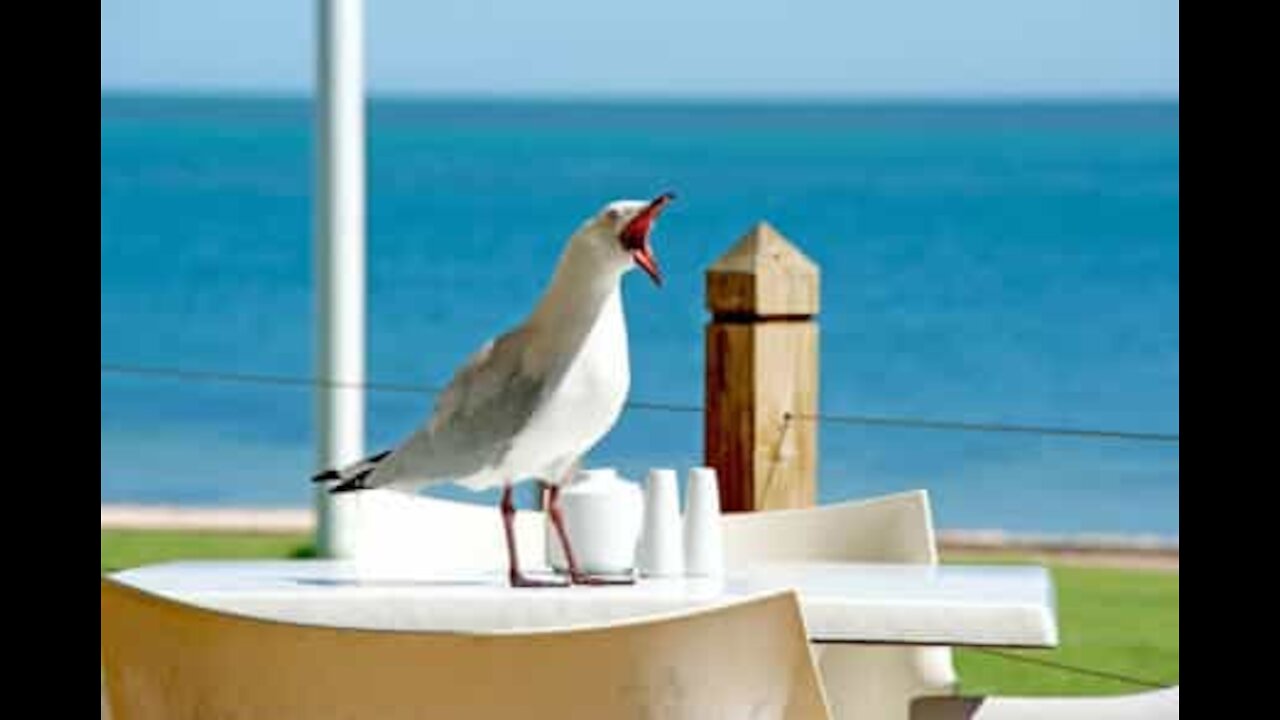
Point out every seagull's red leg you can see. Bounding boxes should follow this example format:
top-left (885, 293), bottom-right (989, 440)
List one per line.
top-left (546, 483), bottom-right (636, 586)
top-left (502, 483), bottom-right (566, 588)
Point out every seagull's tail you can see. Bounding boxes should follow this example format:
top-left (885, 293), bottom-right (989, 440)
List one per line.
top-left (311, 449), bottom-right (392, 494)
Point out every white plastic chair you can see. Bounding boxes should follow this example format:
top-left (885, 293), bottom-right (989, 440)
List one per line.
top-left (101, 577), bottom-right (830, 720)
top-left (721, 489), bottom-right (958, 720)
top-left (911, 687), bottom-right (1179, 719)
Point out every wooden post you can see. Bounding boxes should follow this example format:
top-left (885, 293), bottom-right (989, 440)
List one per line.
top-left (705, 222), bottom-right (819, 512)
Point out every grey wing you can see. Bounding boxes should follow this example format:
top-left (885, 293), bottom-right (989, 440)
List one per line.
top-left (367, 328), bottom-right (549, 487)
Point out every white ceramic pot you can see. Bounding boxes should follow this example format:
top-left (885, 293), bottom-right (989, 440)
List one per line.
top-left (546, 468), bottom-right (643, 575)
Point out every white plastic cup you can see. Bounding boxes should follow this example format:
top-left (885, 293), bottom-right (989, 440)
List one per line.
top-left (637, 468), bottom-right (685, 577)
top-left (684, 466), bottom-right (724, 577)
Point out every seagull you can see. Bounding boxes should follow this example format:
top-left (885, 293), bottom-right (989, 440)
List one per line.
top-left (313, 192), bottom-right (674, 587)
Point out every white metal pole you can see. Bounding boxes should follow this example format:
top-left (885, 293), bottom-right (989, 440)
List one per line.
top-left (314, 0), bottom-right (366, 558)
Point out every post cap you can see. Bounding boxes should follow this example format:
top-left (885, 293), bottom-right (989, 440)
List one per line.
top-left (707, 221), bottom-right (819, 317)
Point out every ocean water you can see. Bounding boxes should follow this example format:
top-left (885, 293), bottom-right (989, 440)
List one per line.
top-left (100, 96), bottom-right (1179, 537)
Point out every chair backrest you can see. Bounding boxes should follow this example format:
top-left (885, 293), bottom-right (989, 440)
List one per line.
top-left (342, 490), bottom-right (548, 572)
top-left (720, 490), bottom-right (955, 720)
top-left (101, 577), bottom-right (830, 720)
top-left (721, 489), bottom-right (939, 567)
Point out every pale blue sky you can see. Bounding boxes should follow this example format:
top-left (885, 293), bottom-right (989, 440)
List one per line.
top-left (101, 0), bottom-right (1178, 97)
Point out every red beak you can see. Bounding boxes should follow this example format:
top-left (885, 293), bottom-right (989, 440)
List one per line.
top-left (620, 192), bottom-right (674, 287)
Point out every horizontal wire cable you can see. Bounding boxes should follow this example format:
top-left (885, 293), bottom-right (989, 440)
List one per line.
top-left (100, 363), bottom-right (444, 395)
top-left (786, 412), bottom-right (1178, 443)
top-left (101, 363), bottom-right (1177, 443)
top-left (969, 648), bottom-right (1173, 690)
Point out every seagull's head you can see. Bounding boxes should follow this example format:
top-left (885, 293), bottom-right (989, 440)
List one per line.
top-left (580, 192), bottom-right (675, 287)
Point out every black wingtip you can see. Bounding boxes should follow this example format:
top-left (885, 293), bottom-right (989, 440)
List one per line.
top-left (328, 478), bottom-right (366, 494)
top-left (327, 467), bottom-right (376, 494)
top-left (311, 449), bottom-right (391, 486)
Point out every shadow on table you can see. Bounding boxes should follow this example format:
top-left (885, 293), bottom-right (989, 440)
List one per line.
top-left (292, 576), bottom-right (514, 589)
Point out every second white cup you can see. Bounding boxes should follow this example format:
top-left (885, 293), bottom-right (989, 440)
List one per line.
top-left (684, 466), bottom-right (725, 577)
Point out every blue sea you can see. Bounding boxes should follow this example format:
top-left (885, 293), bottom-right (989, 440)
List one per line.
top-left (100, 95), bottom-right (1179, 538)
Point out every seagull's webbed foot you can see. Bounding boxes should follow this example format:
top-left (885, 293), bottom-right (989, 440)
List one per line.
top-left (509, 571), bottom-right (570, 588)
top-left (568, 571), bottom-right (636, 586)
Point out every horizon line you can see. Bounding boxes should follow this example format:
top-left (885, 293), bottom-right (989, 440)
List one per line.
top-left (100, 87), bottom-right (1180, 105)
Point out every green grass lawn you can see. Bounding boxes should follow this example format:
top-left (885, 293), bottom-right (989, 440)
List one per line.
top-left (101, 530), bottom-right (1177, 697)
top-left (101, 530), bottom-right (314, 572)
top-left (946, 556), bottom-right (1178, 696)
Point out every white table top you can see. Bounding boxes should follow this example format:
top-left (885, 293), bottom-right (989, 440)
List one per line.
top-left (110, 560), bottom-right (1058, 648)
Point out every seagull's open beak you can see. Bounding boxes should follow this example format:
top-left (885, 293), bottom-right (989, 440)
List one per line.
top-left (621, 192), bottom-right (675, 287)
